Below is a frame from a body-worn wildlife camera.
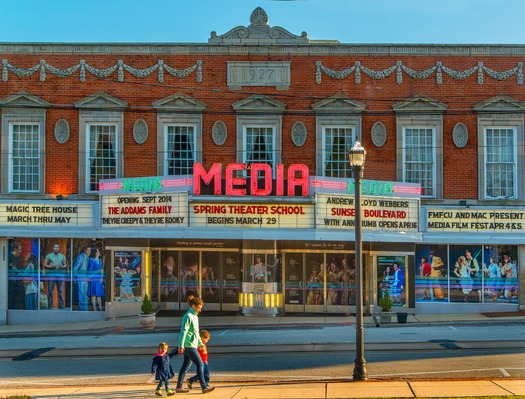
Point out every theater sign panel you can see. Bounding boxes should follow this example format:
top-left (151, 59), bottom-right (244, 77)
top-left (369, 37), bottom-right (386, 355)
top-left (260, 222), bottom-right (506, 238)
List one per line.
top-left (316, 193), bottom-right (419, 231)
top-left (426, 209), bottom-right (525, 233)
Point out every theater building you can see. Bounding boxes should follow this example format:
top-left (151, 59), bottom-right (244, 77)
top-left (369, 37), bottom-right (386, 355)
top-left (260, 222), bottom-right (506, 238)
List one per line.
top-left (0, 7), bottom-right (523, 325)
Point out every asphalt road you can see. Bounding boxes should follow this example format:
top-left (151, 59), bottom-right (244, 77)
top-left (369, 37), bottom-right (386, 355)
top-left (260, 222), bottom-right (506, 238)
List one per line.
top-left (1, 323), bottom-right (524, 388)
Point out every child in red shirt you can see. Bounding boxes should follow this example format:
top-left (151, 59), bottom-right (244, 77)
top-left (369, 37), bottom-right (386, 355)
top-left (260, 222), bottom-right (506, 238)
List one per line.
top-left (186, 330), bottom-right (210, 389)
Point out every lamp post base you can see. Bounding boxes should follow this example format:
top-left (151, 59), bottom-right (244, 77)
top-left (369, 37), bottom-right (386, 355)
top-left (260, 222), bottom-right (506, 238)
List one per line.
top-left (353, 361), bottom-right (367, 381)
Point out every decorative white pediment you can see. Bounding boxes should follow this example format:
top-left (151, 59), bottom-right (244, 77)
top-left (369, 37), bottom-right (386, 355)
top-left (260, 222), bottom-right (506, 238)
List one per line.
top-left (74, 91), bottom-right (128, 110)
top-left (473, 95), bottom-right (525, 112)
top-left (209, 7), bottom-right (310, 45)
top-left (152, 93), bottom-right (206, 112)
top-left (0, 91), bottom-right (50, 108)
top-left (311, 94), bottom-right (366, 114)
top-left (232, 95), bottom-right (286, 113)
top-left (392, 95), bottom-right (447, 113)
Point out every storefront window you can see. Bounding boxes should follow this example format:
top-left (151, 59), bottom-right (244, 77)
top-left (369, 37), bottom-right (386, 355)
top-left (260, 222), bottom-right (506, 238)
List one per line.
top-left (72, 239), bottom-right (106, 311)
top-left (416, 244), bottom-right (519, 304)
top-left (7, 238), bottom-right (39, 310)
top-left (114, 251), bottom-right (141, 302)
top-left (181, 251), bottom-right (199, 302)
top-left (160, 251), bottom-right (179, 303)
top-left (8, 238), bottom-right (106, 311)
top-left (483, 245), bottom-right (519, 303)
top-left (377, 256), bottom-right (407, 307)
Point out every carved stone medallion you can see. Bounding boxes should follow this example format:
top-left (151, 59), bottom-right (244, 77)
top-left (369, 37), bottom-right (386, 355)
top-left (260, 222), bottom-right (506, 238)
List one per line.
top-left (133, 119), bottom-right (148, 144)
top-left (54, 119), bottom-right (70, 144)
top-left (212, 120), bottom-right (227, 145)
top-left (452, 122), bottom-right (468, 148)
top-left (371, 121), bottom-right (387, 147)
top-left (291, 121), bottom-right (307, 147)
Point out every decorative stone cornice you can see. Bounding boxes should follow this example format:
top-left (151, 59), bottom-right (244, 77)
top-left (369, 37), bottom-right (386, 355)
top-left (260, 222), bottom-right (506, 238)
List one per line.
top-left (316, 60), bottom-right (524, 85)
top-left (392, 95), bottom-right (448, 113)
top-left (209, 7), bottom-right (309, 45)
top-left (152, 93), bottom-right (206, 112)
top-left (74, 91), bottom-right (128, 110)
top-left (473, 95), bottom-right (525, 112)
top-left (232, 94), bottom-right (286, 113)
top-left (1, 58), bottom-right (202, 83)
top-left (0, 90), bottom-right (50, 108)
top-left (311, 93), bottom-right (366, 114)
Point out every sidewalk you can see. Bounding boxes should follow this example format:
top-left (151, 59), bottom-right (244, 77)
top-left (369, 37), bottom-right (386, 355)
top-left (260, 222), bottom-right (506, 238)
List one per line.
top-left (1, 313), bottom-right (524, 399)
top-left (1, 311), bottom-right (524, 337)
top-left (2, 379), bottom-right (525, 398)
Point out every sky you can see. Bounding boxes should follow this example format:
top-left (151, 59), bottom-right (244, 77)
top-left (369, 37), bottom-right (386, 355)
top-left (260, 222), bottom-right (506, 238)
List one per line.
top-left (0, 0), bottom-right (524, 45)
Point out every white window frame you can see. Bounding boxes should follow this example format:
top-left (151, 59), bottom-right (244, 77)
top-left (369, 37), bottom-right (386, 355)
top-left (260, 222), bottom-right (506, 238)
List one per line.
top-left (402, 126), bottom-right (436, 198)
top-left (235, 115), bottom-right (282, 178)
top-left (8, 122), bottom-right (41, 193)
top-left (242, 124), bottom-right (276, 170)
top-left (395, 114), bottom-right (443, 199)
top-left (164, 123), bottom-right (197, 176)
top-left (478, 117), bottom-right (523, 200)
top-left (321, 125), bottom-right (356, 178)
top-left (484, 126), bottom-right (517, 199)
top-left (314, 114), bottom-right (362, 177)
top-left (156, 114), bottom-right (202, 176)
top-left (1, 108), bottom-right (46, 194)
top-left (78, 111), bottom-right (124, 194)
top-left (86, 123), bottom-right (118, 193)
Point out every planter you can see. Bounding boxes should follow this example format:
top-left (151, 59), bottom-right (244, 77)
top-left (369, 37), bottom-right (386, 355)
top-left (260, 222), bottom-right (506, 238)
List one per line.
top-left (396, 312), bottom-right (408, 323)
top-left (139, 313), bottom-right (156, 329)
top-left (379, 311), bottom-right (392, 324)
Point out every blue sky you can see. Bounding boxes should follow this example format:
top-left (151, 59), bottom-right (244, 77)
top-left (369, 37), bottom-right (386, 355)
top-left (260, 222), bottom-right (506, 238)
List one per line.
top-left (1, 0), bottom-right (524, 44)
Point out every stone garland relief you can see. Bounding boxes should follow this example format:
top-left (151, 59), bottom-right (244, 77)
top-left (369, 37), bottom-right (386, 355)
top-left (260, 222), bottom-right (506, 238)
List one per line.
top-left (316, 60), bottom-right (524, 85)
top-left (291, 121), bottom-right (307, 147)
top-left (54, 119), bottom-right (70, 144)
top-left (371, 121), bottom-right (387, 147)
top-left (133, 119), bottom-right (149, 144)
top-left (1, 59), bottom-right (202, 83)
top-left (212, 120), bottom-right (227, 146)
top-left (452, 122), bottom-right (468, 148)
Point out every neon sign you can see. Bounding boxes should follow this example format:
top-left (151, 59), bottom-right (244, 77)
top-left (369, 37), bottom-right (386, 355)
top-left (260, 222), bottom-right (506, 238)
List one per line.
top-left (193, 163), bottom-right (309, 197)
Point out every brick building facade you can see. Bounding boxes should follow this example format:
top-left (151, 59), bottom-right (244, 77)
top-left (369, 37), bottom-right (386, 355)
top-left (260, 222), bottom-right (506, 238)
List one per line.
top-left (0, 8), bottom-right (523, 324)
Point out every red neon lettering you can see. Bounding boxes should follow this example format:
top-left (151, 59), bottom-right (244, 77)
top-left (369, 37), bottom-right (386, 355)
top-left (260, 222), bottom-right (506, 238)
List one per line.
top-left (193, 162), bottom-right (310, 197)
top-left (288, 164), bottom-right (309, 196)
top-left (193, 163), bottom-right (221, 195)
top-left (226, 163), bottom-right (247, 196)
top-left (250, 164), bottom-right (272, 196)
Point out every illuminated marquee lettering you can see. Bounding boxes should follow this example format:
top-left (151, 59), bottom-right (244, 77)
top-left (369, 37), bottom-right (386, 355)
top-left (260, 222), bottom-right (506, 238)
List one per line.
top-left (193, 162), bottom-right (309, 197)
top-left (122, 177), bottom-right (162, 193)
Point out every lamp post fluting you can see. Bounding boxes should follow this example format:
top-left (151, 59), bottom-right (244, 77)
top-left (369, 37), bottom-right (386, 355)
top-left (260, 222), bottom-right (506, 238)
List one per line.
top-left (348, 140), bottom-right (367, 381)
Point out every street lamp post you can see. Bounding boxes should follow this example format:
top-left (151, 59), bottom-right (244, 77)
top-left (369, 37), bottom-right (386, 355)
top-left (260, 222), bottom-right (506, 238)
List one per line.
top-left (348, 140), bottom-right (367, 381)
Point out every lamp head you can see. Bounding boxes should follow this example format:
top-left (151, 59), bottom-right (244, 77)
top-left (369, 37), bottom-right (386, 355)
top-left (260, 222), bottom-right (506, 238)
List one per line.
top-left (348, 140), bottom-right (367, 168)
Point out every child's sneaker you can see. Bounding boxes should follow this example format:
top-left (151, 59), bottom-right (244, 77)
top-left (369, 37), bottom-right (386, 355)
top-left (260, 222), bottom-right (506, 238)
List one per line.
top-left (186, 380), bottom-right (193, 390)
top-left (155, 389), bottom-right (162, 396)
top-left (166, 389), bottom-right (175, 396)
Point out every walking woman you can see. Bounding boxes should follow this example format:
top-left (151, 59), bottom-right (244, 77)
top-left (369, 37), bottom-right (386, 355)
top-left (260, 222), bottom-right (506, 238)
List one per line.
top-left (175, 296), bottom-right (215, 394)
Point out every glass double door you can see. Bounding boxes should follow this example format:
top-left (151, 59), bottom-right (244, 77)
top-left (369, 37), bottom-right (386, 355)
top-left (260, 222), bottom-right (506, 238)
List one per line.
top-left (284, 252), bottom-right (357, 313)
top-left (152, 250), bottom-right (240, 311)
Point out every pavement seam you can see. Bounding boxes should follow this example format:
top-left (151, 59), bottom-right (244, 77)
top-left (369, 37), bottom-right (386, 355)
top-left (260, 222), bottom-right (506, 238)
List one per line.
top-left (407, 381), bottom-right (417, 398)
top-left (490, 379), bottom-right (519, 396)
